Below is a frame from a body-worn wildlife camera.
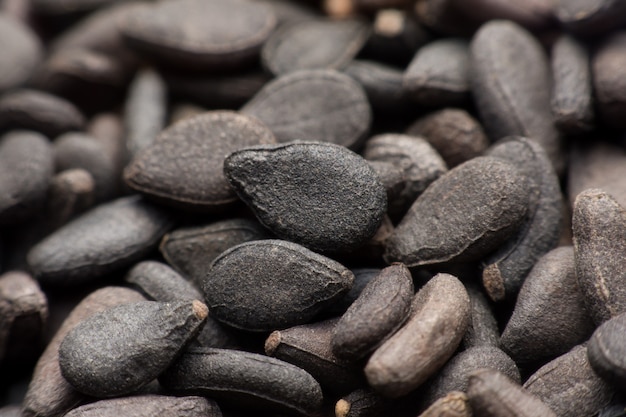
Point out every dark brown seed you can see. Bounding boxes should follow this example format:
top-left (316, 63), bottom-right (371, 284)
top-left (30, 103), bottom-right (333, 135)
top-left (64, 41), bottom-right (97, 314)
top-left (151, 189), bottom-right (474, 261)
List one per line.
top-left (573, 189), bottom-right (626, 325)
top-left (592, 32), bottom-right (626, 129)
top-left (568, 141), bottom-right (626, 209)
top-left (467, 368), bottom-right (557, 417)
top-left (470, 20), bottom-right (563, 173)
top-left (27, 195), bottom-right (174, 285)
top-left (124, 68), bottom-right (166, 157)
top-left (406, 108), bottom-right (489, 168)
top-left (500, 246), bottom-right (595, 365)
top-left (524, 345), bottom-right (614, 417)
top-left (332, 263), bottom-right (414, 360)
top-left (344, 60), bottom-right (410, 114)
top-left (55, 132), bottom-right (119, 201)
top-left (59, 300), bottom-right (208, 397)
top-left (164, 70), bottom-right (271, 109)
top-left (335, 389), bottom-right (386, 417)
top-left (22, 287), bottom-right (146, 417)
top-left (462, 283), bottom-right (499, 349)
top-left (0, 131), bottom-right (54, 226)
top-left (364, 273), bottom-right (470, 397)
top-left (0, 89), bottom-right (85, 137)
top-left (551, 35), bottom-right (594, 134)
top-left (204, 239), bottom-right (354, 332)
top-left (420, 346), bottom-right (520, 409)
top-left (384, 157), bottom-right (530, 267)
top-left (159, 218), bottom-right (269, 289)
top-left (160, 347), bottom-right (324, 416)
top-left (241, 69), bottom-right (371, 149)
top-left (125, 111), bottom-right (276, 212)
top-left (265, 318), bottom-right (364, 394)
top-left (556, 0), bottom-right (626, 36)
top-left (588, 312), bottom-right (626, 387)
top-left (403, 38), bottom-right (470, 107)
top-left (63, 395), bottom-right (222, 417)
top-left (262, 19), bottom-right (370, 76)
top-left (0, 14), bottom-right (42, 93)
top-left (325, 268), bottom-right (381, 316)
top-left (224, 142), bottom-right (387, 253)
top-left (363, 134), bottom-right (447, 219)
top-left (0, 271), bottom-right (48, 362)
top-left (125, 261), bottom-right (203, 302)
top-left (121, 0), bottom-right (276, 71)
top-left (483, 137), bottom-right (562, 302)
top-left (417, 391), bottom-right (472, 417)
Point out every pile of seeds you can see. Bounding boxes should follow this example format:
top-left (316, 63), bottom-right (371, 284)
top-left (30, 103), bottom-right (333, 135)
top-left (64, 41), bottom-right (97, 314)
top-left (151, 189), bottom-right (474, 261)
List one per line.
top-left (2, 0), bottom-right (626, 416)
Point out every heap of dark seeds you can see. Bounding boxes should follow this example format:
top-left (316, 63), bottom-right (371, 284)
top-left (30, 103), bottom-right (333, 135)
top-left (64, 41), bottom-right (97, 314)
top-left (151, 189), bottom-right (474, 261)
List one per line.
top-left (2, 0), bottom-right (626, 416)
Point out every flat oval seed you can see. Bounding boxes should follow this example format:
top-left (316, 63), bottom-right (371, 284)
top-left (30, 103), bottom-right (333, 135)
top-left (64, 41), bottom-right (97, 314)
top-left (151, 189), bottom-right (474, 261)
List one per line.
top-left (588, 312), bottom-right (626, 387)
top-left (204, 239), bottom-right (354, 331)
top-left (160, 347), bottom-right (323, 416)
top-left (224, 142), bottom-right (386, 253)
top-left (262, 19), bottom-right (370, 76)
top-left (124, 111), bottom-right (276, 212)
top-left (0, 14), bottom-right (42, 93)
top-left (573, 189), bottom-right (626, 325)
top-left (59, 300), bottom-right (208, 397)
top-left (27, 195), bottom-right (174, 285)
top-left (364, 273), bottom-right (470, 397)
top-left (470, 20), bottom-right (562, 173)
top-left (332, 263), bottom-right (414, 360)
top-left (121, 0), bottom-right (276, 71)
top-left (385, 157), bottom-right (530, 267)
top-left (500, 246), bottom-right (594, 365)
top-left (524, 345), bottom-right (614, 417)
top-left (64, 395), bottom-right (221, 417)
top-left (241, 69), bottom-right (371, 149)
top-left (0, 131), bottom-right (53, 225)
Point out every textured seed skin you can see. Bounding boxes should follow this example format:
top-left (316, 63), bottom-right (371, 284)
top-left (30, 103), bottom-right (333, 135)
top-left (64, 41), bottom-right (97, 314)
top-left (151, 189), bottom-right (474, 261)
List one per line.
top-left (332, 263), bottom-right (414, 360)
top-left (262, 19), bottom-right (370, 76)
top-left (160, 218), bottom-right (269, 289)
top-left (27, 195), bottom-right (174, 285)
top-left (160, 347), bottom-right (324, 416)
top-left (592, 32), bottom-right (626, 129)
top-left (363, 134), bottom-right (447, 219)
top-left (573, 189), bottom-right (626, 325)
top-left (0, 89), bottom-right (85, 137)
top-left (418, 391), bottom-right (472, 417)
top-left (0, 14), bottom-right (42, 93)
top-left (121, 0), bottom-right (277, 71)
top-left (501, 247), bottom-right (594, 365)
top-left (265, 318), bottom-right (363, 394)
top-left (204, 239), bottom-right (354, 331)
top-left (224, 142), bottom-right (387, 253)
top-left (551, 35), bottom-right (594, 134)
top-left (326, 268), bottom-right (380, 317)
top-left (403, 38), bottom-right (470, 106)
top-left (385, 157), bottom-right (530, 267)
top-left (420, 346), bottom-right (520, 409)
top-left (406, 108), bottom-right (488, 168)
top-left (241, 69), bottom-right (372, 149)
top-left (59, 300), bottom-right (208, 397)
top-left (0, 131), bottom-right (54, 225)
top-left (22, 287), bottom-right (146, 417)
top-left (124, 111), bottom-right (276, 212)
top-left (524, 345), bottom-right (614, 417)
top-left (365, 273), bottom-right (470, 397)
top-left (462, 283), bottom-right (499, 349)
top-left (588, 312), bottom-right (626, 387)
top-left (467, 368), bottom-right (557, 417)
top-left (63, 395), bottom-right (221, 417)
top-left (483, 137), bottom-right (562, 302)
top-left (125, 261), bottom-right (203, 302)
top-left (470, 20), bottom-right (562, 173)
